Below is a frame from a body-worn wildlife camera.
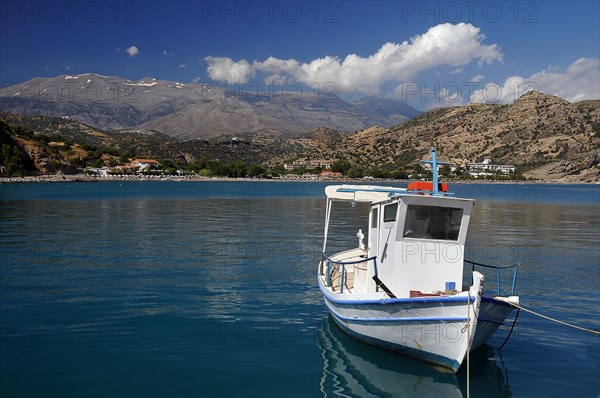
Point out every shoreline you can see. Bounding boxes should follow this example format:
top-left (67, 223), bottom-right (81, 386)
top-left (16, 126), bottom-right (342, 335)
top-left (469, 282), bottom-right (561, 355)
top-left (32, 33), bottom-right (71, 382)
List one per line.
top-left (0, 174), bottom-right (597, 185)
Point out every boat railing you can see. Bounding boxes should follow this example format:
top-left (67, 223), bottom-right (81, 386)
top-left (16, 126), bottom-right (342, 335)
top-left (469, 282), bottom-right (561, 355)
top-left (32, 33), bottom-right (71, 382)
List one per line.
top-left (321, 253), bottom-right (378, 294)
top-left (465, 259), bottom-right (521, 296)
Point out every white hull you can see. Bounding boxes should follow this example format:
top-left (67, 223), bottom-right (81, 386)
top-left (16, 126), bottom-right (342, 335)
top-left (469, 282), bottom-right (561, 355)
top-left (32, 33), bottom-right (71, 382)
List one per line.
top-left (318, 316), bottom-right (512, 397)
top-left (318, 317), bottom-right (463, 397)
top-left (318, 272), bottom-right (484, 372)
top-left (472, 295), bottom-right (518, 350)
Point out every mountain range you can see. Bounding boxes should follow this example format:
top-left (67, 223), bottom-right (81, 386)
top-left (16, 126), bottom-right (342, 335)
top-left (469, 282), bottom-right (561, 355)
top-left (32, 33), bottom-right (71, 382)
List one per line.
top-left (0, 73), bottom-right (598, 182)
top-left (0, 73), bottom-right (420, 138)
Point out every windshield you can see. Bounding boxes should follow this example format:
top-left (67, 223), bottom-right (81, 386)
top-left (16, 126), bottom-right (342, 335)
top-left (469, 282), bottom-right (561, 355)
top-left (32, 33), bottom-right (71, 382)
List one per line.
top-left (403, 205), bottom-right (463, 240)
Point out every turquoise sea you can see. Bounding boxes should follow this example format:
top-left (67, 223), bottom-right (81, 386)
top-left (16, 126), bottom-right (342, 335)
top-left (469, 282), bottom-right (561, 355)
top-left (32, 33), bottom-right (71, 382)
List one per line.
top-left (1, 181), bottom-right (598, 397)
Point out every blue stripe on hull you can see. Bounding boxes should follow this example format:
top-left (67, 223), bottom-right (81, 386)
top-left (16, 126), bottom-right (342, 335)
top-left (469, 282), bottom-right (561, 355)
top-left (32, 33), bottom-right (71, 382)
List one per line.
top-left (326, 302), bottom-right (469, 324)
top-left (330, 314), bottom-right (462, 372)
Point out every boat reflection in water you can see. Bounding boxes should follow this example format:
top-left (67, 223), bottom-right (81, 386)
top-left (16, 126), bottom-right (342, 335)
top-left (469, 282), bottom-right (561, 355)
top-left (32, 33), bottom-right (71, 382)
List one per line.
top-left (318, 316), bottom-right (512, 397)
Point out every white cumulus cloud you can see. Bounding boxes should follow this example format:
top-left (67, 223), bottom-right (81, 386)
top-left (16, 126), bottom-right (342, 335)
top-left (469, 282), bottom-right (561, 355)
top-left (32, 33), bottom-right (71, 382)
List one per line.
top-left (471, 58), bottom-right (600, 104)
top-left (204, 23), bottom-right (502, 95)
top-left (205, 56), bottom-right (255, 84)
top-left (126, 46), bottom-right (139, 57)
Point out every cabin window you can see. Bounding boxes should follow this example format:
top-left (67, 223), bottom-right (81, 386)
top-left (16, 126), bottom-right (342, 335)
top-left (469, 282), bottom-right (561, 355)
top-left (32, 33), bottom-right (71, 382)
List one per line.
top-left (403, 205), bottom-right (463, 240)
top-left (371, 208), bottom-right (378, 228)
top-left (383, 203), bottom-right (398, 223)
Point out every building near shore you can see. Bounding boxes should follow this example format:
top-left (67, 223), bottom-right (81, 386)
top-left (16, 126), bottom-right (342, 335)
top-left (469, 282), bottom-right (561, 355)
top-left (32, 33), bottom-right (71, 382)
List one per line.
top-left (319, 170), bottom-right (342, 179)
top-left (87, 167), bottom-right (111, 177)
top-left (131, 159), bottom-right (160, 171)
top-left (284, 159), bottom-right (332, 171)
top-left (467, 158), bottom-right (515, 177)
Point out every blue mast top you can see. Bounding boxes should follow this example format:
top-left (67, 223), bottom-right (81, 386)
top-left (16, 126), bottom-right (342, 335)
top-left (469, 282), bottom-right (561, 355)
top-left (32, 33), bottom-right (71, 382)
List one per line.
top-left (420, 147), bottom-right (448, 196)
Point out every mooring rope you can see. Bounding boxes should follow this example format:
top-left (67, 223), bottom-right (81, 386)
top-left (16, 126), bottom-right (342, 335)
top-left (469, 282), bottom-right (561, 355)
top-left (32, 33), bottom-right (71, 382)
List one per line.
top-left (466, 292), bottom-right (471, 398)
top-left (496, 298), bottom-right (600, 336)
top-left (498, 308), bottom-right (520, 350)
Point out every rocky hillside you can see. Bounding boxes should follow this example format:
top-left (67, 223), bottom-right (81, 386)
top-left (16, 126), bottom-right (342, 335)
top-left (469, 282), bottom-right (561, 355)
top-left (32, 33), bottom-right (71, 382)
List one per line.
top-left (0, 112), bottom-right (286, 176)
top-left (277, 92), bottom-right (600, 182)
top-left (1, 119), bottom-right (77, 175)
top-left (0, 73), bottom-right (420, 139)
top-left (1, 92), bottom-right (599, 181)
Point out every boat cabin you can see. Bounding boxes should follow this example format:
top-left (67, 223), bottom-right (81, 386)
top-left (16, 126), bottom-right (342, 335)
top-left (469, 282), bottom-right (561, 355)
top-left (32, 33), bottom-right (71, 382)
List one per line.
top-left (322, 185), bottom-right (475, 299)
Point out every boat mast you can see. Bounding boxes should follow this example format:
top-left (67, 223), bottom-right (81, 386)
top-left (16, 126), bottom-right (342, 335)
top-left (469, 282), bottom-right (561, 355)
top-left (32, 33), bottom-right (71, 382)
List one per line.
top-left (420, 147), bottom-right (448, 196)
top-left (322, 198), bottom-right (332, 253)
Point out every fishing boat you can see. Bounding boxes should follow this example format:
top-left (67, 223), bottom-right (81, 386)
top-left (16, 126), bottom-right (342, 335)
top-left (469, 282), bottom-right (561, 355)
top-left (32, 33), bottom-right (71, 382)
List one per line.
top-left (317, 148), bottom-right (520, 372)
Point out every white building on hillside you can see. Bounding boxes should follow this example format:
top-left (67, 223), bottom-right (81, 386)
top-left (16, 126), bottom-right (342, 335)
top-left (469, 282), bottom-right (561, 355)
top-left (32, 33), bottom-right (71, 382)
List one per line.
top-left (132, 159), bottom-right (159, 171)
top-left (467, 158), bottom-right (515, 177)
top-left (284, 159), bottom-right (332, 171)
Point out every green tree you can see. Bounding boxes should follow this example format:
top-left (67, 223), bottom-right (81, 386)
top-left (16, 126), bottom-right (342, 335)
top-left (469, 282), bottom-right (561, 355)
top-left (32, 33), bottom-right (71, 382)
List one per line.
top-left (592, 122), bottom-right (600, 137)
top-left (247, 164), bottom-right (265, 177)
top-left (71, 156), bottom-right (88, 168)
top-left (292, 167), bottom-right (307, 175)
top-left (270, 165), bottom-right (286, 177)
top-left (391, 170), bottom-right (408, 179)
top-left (367, 168), bottom-right (391, 179)
top-left (79, 143), bottom-right (94, 151)
top-left (228, 161), bottom-right (247, 178)
top-left (439, 165), bottom-right (451, 177)
top-left (332, 159), bottom-right (352, 175)
top-left (346, 166), bottom-right (364, 178)
top-left (1, 143), bottom-right (30, 177)
top-left (198, 168), bottom-right (212, 177)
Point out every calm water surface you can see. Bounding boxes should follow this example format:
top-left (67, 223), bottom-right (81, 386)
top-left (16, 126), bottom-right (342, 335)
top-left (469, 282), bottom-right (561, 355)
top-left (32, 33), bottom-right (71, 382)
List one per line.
top-left (1, 181), bottom-right (598, 397)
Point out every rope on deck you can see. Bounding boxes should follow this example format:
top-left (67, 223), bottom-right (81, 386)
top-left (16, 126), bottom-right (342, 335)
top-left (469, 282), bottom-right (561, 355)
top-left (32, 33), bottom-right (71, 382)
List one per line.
top-left (495, 298), bottom-right (600, 336)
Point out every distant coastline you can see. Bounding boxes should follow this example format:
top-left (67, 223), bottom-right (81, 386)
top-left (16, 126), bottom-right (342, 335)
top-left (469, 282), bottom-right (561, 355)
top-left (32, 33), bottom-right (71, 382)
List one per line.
top-left (0, 174), bottom-right (596, 185)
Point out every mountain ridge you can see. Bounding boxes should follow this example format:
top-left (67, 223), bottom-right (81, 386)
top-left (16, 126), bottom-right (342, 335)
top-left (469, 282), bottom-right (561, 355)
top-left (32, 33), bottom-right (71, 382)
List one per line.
top-left (0, 73), bottom-right (420, 138)
top-left (1, 91), bottom-right (598, 182)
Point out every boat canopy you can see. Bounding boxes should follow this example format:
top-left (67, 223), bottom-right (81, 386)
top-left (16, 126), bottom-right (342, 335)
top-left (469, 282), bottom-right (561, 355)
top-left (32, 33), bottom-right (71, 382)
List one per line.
top-left (325, 185), bottom-right (407, 203)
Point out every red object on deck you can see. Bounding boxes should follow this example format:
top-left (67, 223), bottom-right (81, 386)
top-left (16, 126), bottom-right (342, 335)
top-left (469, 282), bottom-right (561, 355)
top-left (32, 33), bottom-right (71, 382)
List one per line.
top-left (407, 181), bottom-right (448, 192)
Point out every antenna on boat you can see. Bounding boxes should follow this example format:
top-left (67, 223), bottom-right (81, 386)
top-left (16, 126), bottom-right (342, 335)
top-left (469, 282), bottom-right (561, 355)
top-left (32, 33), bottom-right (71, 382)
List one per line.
top-left (420, 147), bottom-right (448, 196)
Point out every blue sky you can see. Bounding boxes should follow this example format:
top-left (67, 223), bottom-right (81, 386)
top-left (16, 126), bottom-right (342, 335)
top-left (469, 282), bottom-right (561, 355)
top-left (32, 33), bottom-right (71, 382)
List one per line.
top-left (1, 1), bottom-right (599, 109)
